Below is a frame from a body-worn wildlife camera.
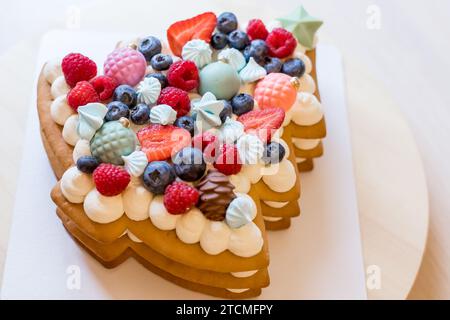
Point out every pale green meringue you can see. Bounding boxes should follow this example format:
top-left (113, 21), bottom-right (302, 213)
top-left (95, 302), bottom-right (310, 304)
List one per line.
top-left (150, 104), bottom-right (177, 125)
top-left (122, 150), bottom-right (148, 177)
top-left (218, 48), bottom-right (246, 72)
top-left (182, 39), bottom-right (212, 69)
top-left (137, 77), bottom-right (161, 105)
top-left (225, 196), bottom-right (256, 229)
top-left (239, 57), bottom-right (267, 83)
top-left (77, 103), bottom-right (108, 141)
top-left (191, 92), bottom-right (224, 132)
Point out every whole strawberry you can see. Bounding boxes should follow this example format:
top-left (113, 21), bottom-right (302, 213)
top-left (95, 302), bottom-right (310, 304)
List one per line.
top-left (163, 181), bottom-right (199, 214)
top-left (89, 75), bottom-right (118, 100)
top-left (62, 53), bottom-right (97, 87)
top-left (157, 87), bottom-right (190, 117)
top-left (167, 60), bottom-right (199, 91)
top-left (213, 144), bottom-right (242, 175)
top-left (246, 19), bottom-right (269, 41)
top-left (67, 81), bottom-right (100, 111)
top-left (93, 163), bottom-right (130, 197)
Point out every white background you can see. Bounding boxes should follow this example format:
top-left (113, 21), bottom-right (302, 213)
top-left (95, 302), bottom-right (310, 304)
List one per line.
top-left (0, 0), bottom-right (449, 299)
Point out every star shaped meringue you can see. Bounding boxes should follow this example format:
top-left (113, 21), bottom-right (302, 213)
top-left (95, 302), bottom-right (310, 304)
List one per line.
top-left (277, 6), bottom-right (323, 49)
top-left (191, 92), bottom-right (224, 132)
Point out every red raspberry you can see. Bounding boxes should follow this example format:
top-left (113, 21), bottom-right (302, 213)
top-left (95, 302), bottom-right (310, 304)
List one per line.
top-left (157, 87), bottom-right (190, 117)
top-left (266, 28), bottom-right (297, 58)
top-left (89, 75), bottom-right (118, 100)
top-left (246, 19), bottom-right (269, 41)
top-left (163, 181), bottom-right (199, 214)
top-left (61, 53), bottom-right (97, 87)
top-left (93, 163), bottom-right (130, 197)
top-left (67, 81), bottom-right (100, 111)
top-left (192, 131), bottom-right (218, 151)
top-left (213, 144), bottom-right (242, 175)
top-left (167, 60), bottom-right (199, 91)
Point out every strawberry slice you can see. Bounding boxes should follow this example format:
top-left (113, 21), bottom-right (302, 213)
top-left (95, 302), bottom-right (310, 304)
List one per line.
top-left (237, 107), bottom-right (285, 143)
top-left (137, 125), bottom-right (191, 162)
top-left (167, 12), bottom-right (217, 57)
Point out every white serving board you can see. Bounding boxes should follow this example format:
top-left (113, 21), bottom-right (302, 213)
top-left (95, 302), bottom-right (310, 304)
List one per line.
top-left (1, 30), bottom-right (367, 300)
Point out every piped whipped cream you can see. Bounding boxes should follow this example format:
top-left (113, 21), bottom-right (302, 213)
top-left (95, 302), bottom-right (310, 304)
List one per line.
top-left (262, 158), bottom-right (297, 193)
top-left (291, 92), bottom-right (323, 126)
top-left (72, 139), bottom-right (91, 163)
top-left (62, 114), bottom-right (80, 146)
top-left (60, 166), bottom-right (94, 204)
top-left (84, 189), bottom-right (124, 224)
top-left (43, 59), bottom-right (62, 84)
top-left (292, 137), bottom-right (320, 150)
top-left (50, 95), bottom-right (74, 126)
top-left (51, 76), bottom-right (70, 99)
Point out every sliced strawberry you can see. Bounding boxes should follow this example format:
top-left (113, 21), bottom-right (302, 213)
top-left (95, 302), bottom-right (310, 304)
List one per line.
top-left (237, 107), bottom-right (285, 142)
top-left (167, 12), bottom-right (217, 57)
top-left (137, 125), bottom-right (191, 162)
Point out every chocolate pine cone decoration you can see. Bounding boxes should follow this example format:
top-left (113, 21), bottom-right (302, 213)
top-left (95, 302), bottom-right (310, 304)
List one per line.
top-left (196, 169), bottom-right (236, 221)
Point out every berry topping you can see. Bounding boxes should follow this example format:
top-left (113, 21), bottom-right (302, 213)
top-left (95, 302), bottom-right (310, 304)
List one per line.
top-left (67, 81), bottom-right (100, 111)
top-left (138, 36), bottom-right (162, 62)
top-left (246, 19), bottom-right (269, 41)
top-left (93, 163), bottom-right (130, 197)
top-left (167, 60), bottom-right (199, 92)
top-left (142, 161), bottom-right (176, 195)
top-left (217, 12), bottom-right (238, 34)
top-left (146, 73), bottom-right (168, 89)
top-left (137, 124), bottom-right (191, 162)
top-left (163, 181), bottom-right (199, 215)
top-left (262, 141), bottom-right (286, 165)
top-left (210, 32), bottom-right (228, 50)
top-left (173, 147), bottom-right (206, 182)
top-left (130, 103), bottom-right (150, 125)
top-left (76, 155), bottom-right (100, 174)
top-left (266, 28), bottom-right (297, 58)
top-left (243, 39), bottom-right (268, 64)
top-left (89, 75), bottom-right (118, 100)
top-left (281, 58), bottom-right (306, 77)
top-left (113, 85), bottom-right (137, 107)
top-left (174, 115), bottom-right (195, 136)
top-left (105, 101), bottom-right (130, 122)
top-left (157, 87), bottom-right (191, 117)
top-left (219, 100), bottom-right (233, 123)
top-left (150, 53), bottom-right (173, 71)
top-left (227, 30), bottom-right (250, 50)
top-left (263, 56), bottom-right (283, 74)
top-left (237, 107), bottom-right (285, 142)
top-left (167, 12), bottom-right (217, 57)
top-left (213, 144), bottom-right (242, 176)
top-left (192, 131), bottom-right (218, 151)
top-left (61, 53), bottom-right (97, 87)
top-left (231, 93), bottom-right (254, 116)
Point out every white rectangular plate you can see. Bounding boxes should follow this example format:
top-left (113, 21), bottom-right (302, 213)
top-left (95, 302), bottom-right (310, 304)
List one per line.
top-left (1, 30), bottom-right (367, 300)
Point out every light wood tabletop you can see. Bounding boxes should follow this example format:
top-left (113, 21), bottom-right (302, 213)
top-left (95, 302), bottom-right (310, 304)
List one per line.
top-left (1, 0), bottom-right (449, 299)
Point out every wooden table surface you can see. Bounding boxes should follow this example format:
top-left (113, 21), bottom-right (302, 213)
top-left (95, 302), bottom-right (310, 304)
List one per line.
top-left (1, 0), bottom-right (449, 299)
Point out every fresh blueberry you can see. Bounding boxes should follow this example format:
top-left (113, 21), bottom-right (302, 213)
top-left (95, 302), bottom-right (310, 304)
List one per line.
top-left (173, 147), bottom-right (206, 182)
top-left (105, 101), bottom-right (130, 121)
top-left (262, 142), bottom-right (286, 165)
top-left (142, 161), bottom-right (176, 194)
top-left (138, 36), bottom-right (162, 62)
top-left (231, 93), bottom-right (254, 116)
top-left (243, 40), bottom-right (268, 64)
top-left (227, 30), bottom-right (249, 50)
top-left (130, 103), bottom-right (150, 125)
top-left (281, 58), bottom-right (306, 77)
top-left (219, 100), bottom-right (233, 123)
top-left (211, 32), bottom-right (228, 50)
top-left (76, 156), bottom-right (100, 174)
top-left (174, 116), bottom-right (195, 137)
top-left (145, 73), bottom-right (168, 88)
top-left (263, 56), bottom-right (283, 74)
top-left (113, 85), bottom-right (137, 107)
top-left (150, 53), bottom-right (173, 71)
top-left (217, 12), bottom-right (238, 34)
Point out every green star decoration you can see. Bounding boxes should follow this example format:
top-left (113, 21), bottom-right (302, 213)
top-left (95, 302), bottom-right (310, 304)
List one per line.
top-left (277, 6), bottom-right (323, 49)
